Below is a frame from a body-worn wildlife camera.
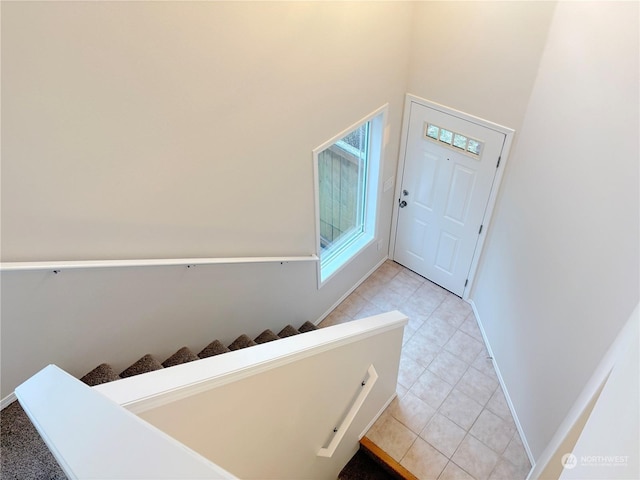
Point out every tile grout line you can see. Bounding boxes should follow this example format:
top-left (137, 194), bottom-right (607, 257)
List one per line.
top-left (336, 261), bottom-right (531, 480)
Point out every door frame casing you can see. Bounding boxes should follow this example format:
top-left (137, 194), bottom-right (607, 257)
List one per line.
top-left (390, 94), bottom-right (515, 299)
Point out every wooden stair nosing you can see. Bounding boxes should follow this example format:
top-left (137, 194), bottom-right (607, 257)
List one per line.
top-left (359, 436), bottom-right (420, 480)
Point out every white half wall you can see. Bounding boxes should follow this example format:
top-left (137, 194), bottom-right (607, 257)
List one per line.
top-left (470, 0), bottom-right (639, 462)
top-left (16, 365), bottom-right (236, 479)
top-left (108, 313), bottom-right (407, 480)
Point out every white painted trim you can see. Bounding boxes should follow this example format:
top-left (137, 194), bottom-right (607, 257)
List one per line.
top-left (359, 390), bottom-right (397, 440)
top-left (388, 95), bottom-right (413, 261)
top-left (1, 392), bottom-right (17, 410)
top-left (313, 104), bottom-right (389, 288)
top-left (313, 256), bottom-right (389, 325)
top-left (390, 94), bottom-right (515, 299)
top-left (318, 364), bottom-right (379, 458)
top-left (405, 95), bottom-right (515, 135)
top-left (96, 311), bottom-right (408, 414)
top-left (463, 126), bottom-right (514, 300)
top-left (468, 299), bottom-right (537, 467)
top-left (0, 255), bottom-right (318, 273)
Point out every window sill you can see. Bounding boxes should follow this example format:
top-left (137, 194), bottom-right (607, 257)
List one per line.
top-left (319, 233), bottom-right (375, 287)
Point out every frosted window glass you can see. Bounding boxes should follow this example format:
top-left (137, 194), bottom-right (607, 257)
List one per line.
top-left (439, 129), bottom-right (453, 144)
top-left (453, 133), bottom-right (467, 150)
top-left (426, 124), bottom-right (439, 139)
top-left (467, 139), bottom-right (482, 155)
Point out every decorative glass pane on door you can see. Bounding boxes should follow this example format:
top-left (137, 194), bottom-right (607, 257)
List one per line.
top-left (426, 124), bottom-right (440, 140)
top-left (467, 139), bottom-right (483, 155)
top-left (423, 122), bottom-right (484, 158)
top-left (439, 129), bottom-right (453, 144)
top-left (453, 133), bottom-right (468, 150)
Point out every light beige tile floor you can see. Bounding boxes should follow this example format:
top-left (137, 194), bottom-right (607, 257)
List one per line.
top-left (319, 260), bottom-right (532, 480)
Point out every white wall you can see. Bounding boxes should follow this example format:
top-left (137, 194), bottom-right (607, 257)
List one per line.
top-left (470, 0), bottom-right (639, 461)
top-left (1, 1), bottom-right (411, 261)
top-left (407, 1), bottom-right (556, 133)
top-left (1, 260), bottom-right (326, 398)
top-left (1, 1), bottom-right (412, 398)
top-left (4, 2), bottom-right (638, 472)
top-left (559, 306), bottom-right (639, 480)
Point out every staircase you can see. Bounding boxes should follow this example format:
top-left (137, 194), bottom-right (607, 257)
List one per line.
top-left (339, 437), bottom-right (419, 480)
top-left (79, 321), bottom-right (318, 387)
top-left (1, 321), bottom-right (319, 479)
top-left (2, 318), bottom-right (403, 479)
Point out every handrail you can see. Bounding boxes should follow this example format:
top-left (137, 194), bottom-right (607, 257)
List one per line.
top-left (0, 255), bottom-right (318, 273)
top-left (317, 364), bottom-right (379, 458)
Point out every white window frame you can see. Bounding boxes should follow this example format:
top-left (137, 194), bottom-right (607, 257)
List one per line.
top-left (313, 104), bottom-right (387, 287)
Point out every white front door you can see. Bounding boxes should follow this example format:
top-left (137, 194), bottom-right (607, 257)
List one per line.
top-left (393, 100), bottom-right (506, 296)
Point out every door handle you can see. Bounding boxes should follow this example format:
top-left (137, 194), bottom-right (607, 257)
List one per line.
top-left (399, 200), bottom-right (407, 208)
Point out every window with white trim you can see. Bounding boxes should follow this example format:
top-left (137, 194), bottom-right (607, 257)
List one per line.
top-left (314, 107), bottom-right (385, 285)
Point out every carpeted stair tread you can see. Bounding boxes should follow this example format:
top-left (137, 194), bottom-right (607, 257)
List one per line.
top-left (198, 339), bottom-right (231, 359)
top-left (80, 363), bottom-right (121, 386)
top-left (162, 347), bottom-right (199, 368)
top-left (119, 354), bottom-right (164, 378)
top-left (339, 449), bottom-right (397, 480)
top-left (2, 318), bottom-right (341, 479)
top-left (227, 334), bottom-right (258, 351)
top-left (254, 329), bottom-right (280, 344)
top-left (298, 320), bottom-right (318, 333)
top-left (278, 324), bottom-right (300, 338)
top-left (1, 401), bottom-right (66, 480)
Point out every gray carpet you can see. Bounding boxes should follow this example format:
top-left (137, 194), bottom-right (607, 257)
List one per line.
top-left (1, 401), bottom-right (66, 479)
top-left (198, 339), bottom-right (231, 358)
top-left (162, 347), bottom-right (199, 368)
top-left (338, 448), bottom-right (399, 480)
top-left (1, 321), bottom-right (318, 478)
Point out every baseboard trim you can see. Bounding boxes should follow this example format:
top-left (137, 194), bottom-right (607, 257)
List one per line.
top-left (360, 436), bottom-right (419, 480)
top-left (358, 390), bottom-right (396, 440)
top-left (314, 256), bottom-right (389, 326)
top-left (1, 392), bottom-right (17, 410)
top-left (468, 299), bottom-right (536, 470)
